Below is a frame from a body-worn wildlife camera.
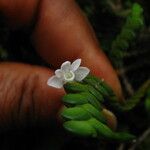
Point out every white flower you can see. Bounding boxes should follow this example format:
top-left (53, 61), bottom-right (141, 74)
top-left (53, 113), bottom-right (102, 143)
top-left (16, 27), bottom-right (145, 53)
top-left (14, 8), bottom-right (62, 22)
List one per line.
top-left (47, 59), bottom-right (90, 88)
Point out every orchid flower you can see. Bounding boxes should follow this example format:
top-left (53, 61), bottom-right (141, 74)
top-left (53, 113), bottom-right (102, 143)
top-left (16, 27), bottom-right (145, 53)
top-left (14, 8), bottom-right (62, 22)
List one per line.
top-left (47, 59), bottom-right (90, 88)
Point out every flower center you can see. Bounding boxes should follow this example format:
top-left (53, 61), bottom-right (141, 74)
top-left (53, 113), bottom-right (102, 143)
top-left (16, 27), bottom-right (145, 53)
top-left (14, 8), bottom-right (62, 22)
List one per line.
top-left (64, 71), bottom-right (75, 82)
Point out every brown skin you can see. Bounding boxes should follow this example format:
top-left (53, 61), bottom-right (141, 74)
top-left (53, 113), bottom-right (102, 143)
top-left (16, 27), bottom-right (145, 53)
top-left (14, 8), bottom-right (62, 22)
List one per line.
top-left (0, 0), bottom-right (122, 128)
top-left (0, 63), bottom-right (64, 128)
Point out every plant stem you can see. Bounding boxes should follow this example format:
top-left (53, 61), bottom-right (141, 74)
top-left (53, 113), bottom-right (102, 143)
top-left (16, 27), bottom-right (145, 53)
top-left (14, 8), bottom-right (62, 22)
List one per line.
top-left (128, 127), bottom-right (150, 150)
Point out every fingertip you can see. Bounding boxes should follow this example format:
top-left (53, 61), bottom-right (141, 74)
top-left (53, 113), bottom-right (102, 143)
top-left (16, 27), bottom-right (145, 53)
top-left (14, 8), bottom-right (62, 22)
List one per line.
top-left (80, 49), bottom-right (123, 99)
top-left (0, 63), bottom-right (64, 127)
top-left (29, 65), bottom-right (65, 118)
top-left (0, 0), bottom-right (40, 27)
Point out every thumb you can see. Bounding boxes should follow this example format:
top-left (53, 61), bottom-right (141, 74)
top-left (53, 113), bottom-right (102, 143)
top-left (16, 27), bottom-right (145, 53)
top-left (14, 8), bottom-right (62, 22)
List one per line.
top-left (0, 62), bottom-right (64, 129)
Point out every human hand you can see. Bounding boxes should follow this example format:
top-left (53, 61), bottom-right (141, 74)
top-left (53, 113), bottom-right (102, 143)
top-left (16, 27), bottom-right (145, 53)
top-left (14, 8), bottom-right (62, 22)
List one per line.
top-left (0, 0), bottom-right (122, 129)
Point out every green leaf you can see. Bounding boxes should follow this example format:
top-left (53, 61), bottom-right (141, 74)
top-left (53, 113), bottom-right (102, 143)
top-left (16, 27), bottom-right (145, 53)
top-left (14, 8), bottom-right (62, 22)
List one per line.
top-left (80, 104), bottom-right (106, 124)
top-left (62, 93), bottom-right (88, 106)
top-left (123, 79), bottom-right (150, 111)
top-left (61, 106), bottom-right (91, 121)
top-left (84, 75), bottom-right (119, 102)
top-left (83, 92), bottom-right (103, 110)
top-left (126, 16), bottom-right (143, 29)
top-left (63, 92), bottom-right (102, 110)
top-left (112, 38), bottom-right (129, 50)
top-left (63, 120), bottom-right (97, 137)
top-left (132, 3), bottom-right (143, 16)
top-left (88, 85), bottom-right (104, 103)
top-left (88, 118), bottom-right (135, 141)
top-left (64, 82), bottom-right (89, 93)
top-left (84, 75), bottom-right (110, 98)
top-left (119, 29), bottom-right (135, 42)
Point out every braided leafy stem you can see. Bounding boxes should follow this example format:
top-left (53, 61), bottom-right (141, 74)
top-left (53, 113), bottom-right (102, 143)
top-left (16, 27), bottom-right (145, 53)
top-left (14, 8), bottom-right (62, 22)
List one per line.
top-left (61, 75), bottom-right (150, 141)
top-left (110, 3), bottom-right (144, 68)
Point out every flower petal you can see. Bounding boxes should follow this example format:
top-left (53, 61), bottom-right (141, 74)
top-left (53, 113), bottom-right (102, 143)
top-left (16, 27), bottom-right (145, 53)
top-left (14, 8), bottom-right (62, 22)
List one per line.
top-left (55, 69), bottom-right (63, 78)
top-left (71, 59), bottom-right (81, 72)
top-left (61, 61), bottom-right (71, 72)
top-left (74, 67), bottom-right (90, 81)
top-left (47, 76), bottom-right (63, 88)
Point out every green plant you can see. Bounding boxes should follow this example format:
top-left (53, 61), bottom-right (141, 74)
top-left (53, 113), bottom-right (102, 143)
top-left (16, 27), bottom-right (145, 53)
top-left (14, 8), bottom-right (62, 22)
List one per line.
top-left (110, 3), bottom-right (144, 68)
top-left (61, 75), bottom-right (150, 141)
